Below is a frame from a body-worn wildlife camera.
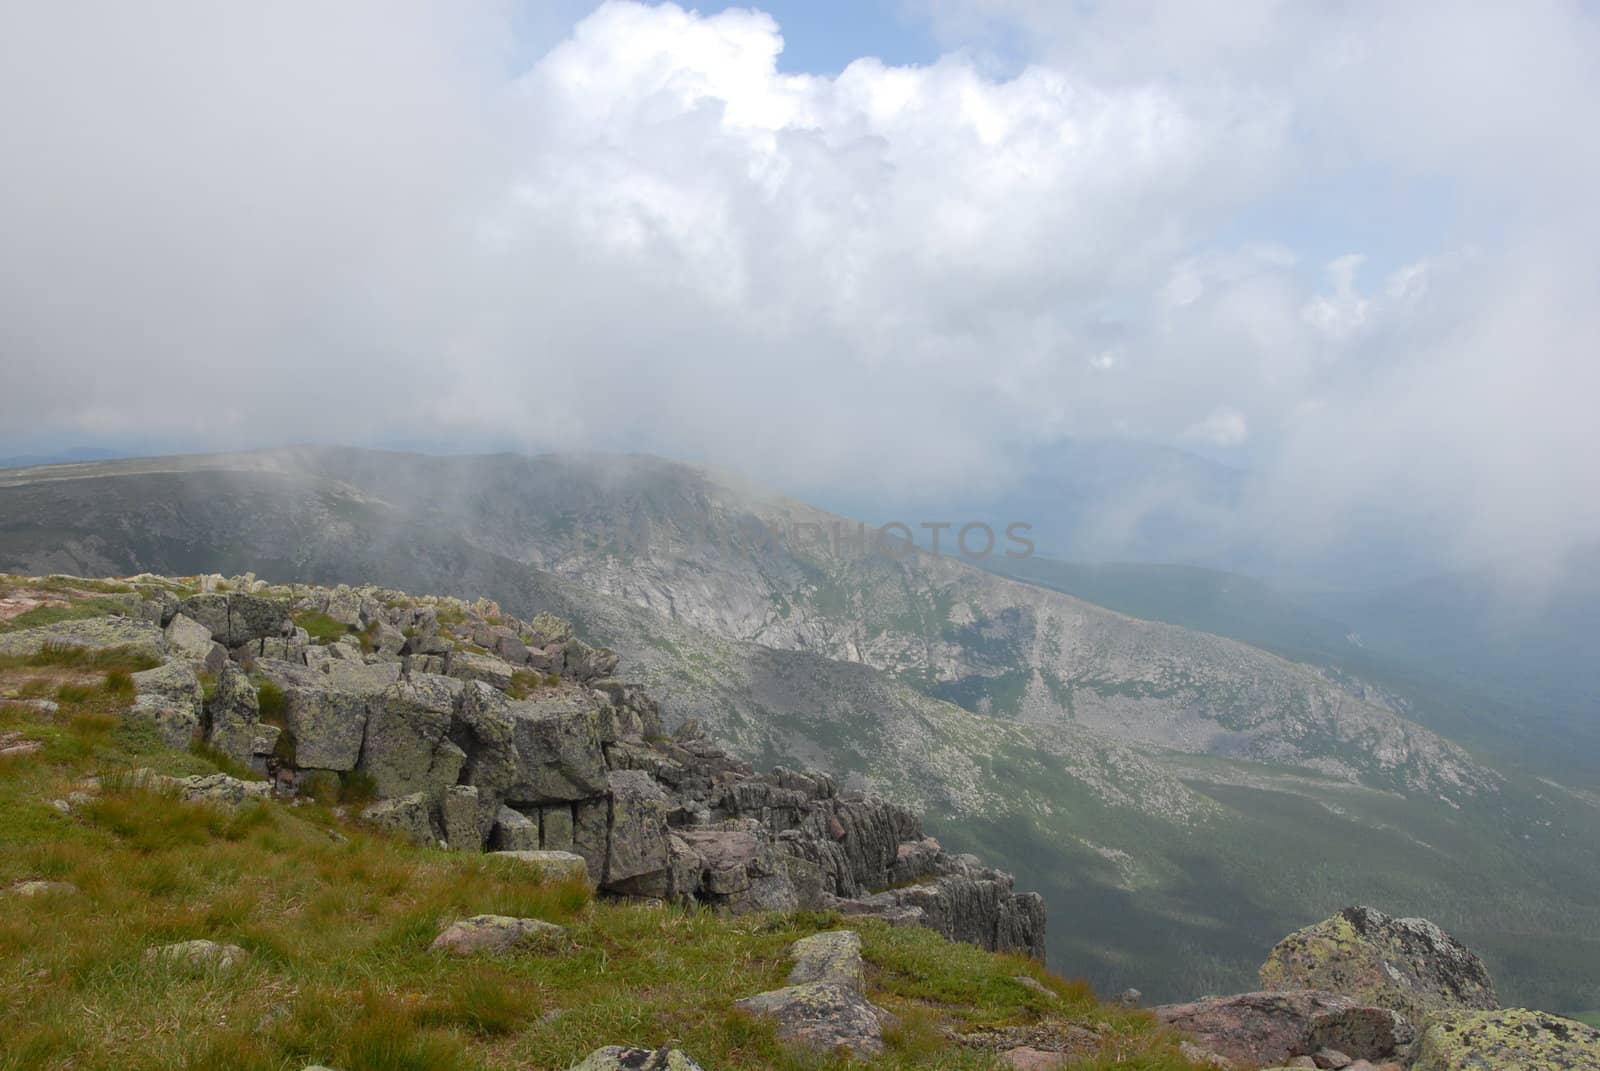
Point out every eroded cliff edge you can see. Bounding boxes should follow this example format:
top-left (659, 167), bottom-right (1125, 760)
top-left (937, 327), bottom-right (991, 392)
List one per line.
top-left (0, 572), bottom-right (1045, 960)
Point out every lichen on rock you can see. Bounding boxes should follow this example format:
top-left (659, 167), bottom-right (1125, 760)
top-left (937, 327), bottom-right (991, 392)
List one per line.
top-left (1410, 1007), bottom-right (1600, 1071)
top-left (1259, 906), bottom-right (1498, 1023)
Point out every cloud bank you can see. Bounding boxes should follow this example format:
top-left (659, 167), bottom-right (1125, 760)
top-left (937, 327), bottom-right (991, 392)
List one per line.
top-left (1, 1), bottom-right (1596, 583)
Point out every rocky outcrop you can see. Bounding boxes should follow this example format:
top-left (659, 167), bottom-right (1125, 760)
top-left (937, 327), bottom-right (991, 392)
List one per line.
top-left (1410, 1008), bottom-right (1600, 1071)
top-left (176, 592), bottom-right (291, 648)
top-left (568, 1048), bottom-right (706, 1071)
top-left (825, 853), bottom-right (1048, 957)
top-left (429, 914), bottom-right (565, 956)
top-left (6, 880), bottom-right (79, 897)
top-left (0, 615), bottom-right (165, 659)
top-left (128, 660), bottom-right (203, 747)
top-left (1153, 990), bottom-right (1409, 1067)
top-left (144, 939), bottom-right (249, 972)
top-left (1163, 907), bottom-right (1582, 1071)
top-left (491, 850), bottom-right (590, 883)
top-left (29, 574), bottom-right (1044, 960)
top-left (1259, 906), bottom-right (1498, 1023)
top-left (733, 930), bottom-right (895, 1057)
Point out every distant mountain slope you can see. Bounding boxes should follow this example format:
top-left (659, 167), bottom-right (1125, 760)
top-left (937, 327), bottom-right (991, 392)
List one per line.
top-left (2, 448), bottom-right (1599, 1013)
top-left (1316, 551), bottom-right (1600, 735)
top-left (0, 446), bottom-right (129, 469)
top-left (986, 553), bottom-right (1600, 787)
top-left (274, 448), bottom-right (1490, 798)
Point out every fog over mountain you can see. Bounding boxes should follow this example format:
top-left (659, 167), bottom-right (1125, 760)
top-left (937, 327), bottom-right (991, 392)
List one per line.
top-left (3, 1), bottom-right (1598, 587)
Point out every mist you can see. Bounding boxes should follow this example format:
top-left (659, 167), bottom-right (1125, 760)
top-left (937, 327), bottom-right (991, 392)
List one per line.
top-left (2, 1), bottom-right (1597, 590)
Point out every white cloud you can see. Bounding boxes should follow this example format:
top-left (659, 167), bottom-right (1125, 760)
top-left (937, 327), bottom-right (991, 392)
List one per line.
top-left (0, 0), bottom-right (1597, 580)
top-left (1186, 406), bottom-right (1249, 447)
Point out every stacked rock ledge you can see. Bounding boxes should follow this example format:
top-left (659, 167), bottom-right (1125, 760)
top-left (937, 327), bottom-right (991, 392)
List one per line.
top-left (11, 573), bottom-right (1046, 961)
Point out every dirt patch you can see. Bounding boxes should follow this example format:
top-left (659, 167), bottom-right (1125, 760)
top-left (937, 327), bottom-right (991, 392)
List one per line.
top-left (0, 730), bottom-right (43, 757)
top-left (0, 667), bottom-right (106, 697)
top-left (0, 589), bottom-right (68, 623)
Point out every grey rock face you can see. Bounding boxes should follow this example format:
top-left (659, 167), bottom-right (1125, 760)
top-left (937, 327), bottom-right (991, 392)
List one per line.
top-left (163, 612), bottom-right (216, 662)
top-left (541, 804), bottom-right (575, 851)
top-left (827, 855), bottom-right (1047, 958)
top-left (359, 676), bottom-right (465, 797)
top-left (360, 793), bottom-right (439, 847)
top-left (161, 772), bottom-right (272, 807)
top-left (177, 593), bottom-right (289, 647)
top-left (130, 660), bottom-right (203, 747)
top-left (322, 660), bottom-right (402, 694)
top-left (1306, 1005), bottom-right (1415, 1061)
top-left (257, 660), bottom-right (369, 771)
top-left (206, 662), bottom-right (259, 765)
top-left (603, 770), bottom-right (670, 887)
top-left (490, 805), bottom-right (539, 851)
top-left (1410, 1007), bottom-right (1600, 1071)
top-left (504, 693), bottom-right (609, 803)
top-left (440, 784), bottom-right (484, 851)
top-left (449, 650), bottom-right (516, 691)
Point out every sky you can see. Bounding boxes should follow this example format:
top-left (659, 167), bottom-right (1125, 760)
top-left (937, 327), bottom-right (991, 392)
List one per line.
top-left (1, 1), bottom-right (1597, 586)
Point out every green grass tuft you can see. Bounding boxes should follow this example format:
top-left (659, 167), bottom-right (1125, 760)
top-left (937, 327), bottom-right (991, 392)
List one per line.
top-left (339, 769), bottom-right (379, 806)
top-left (293, 611), bottom-right (349, 645)
top-left (0, 643), bottom-right (160, 673)
top-left (254, 678), bottom-right (286, 721)
top-left (505, 669), bottom-right (557, 700)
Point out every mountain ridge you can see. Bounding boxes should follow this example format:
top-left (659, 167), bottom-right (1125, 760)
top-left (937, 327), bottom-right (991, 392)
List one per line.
top-left (1, 447), bottom-right (1597, 1013)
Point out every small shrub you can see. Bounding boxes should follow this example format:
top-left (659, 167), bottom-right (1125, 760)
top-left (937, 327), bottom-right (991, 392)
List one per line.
top-left (56, 683), bottom-right (97, 705)
top-left (103, 668), bottom-right (136, 696)
top-left (418, 969), bottom-right (536, 1036)
top-left (272, 727), bottom-right (297, 767)
top-left (6, 643), bottom-right (160, 672)
top-left (302, 771), bottom-right (341, 806)
top-left (336, 991), bottom-right (472, 1071)
top-left (505, 670), bottom-right (546, 699)
top-left (339, 769), bottom-right (379, 806)
top-left (256, 678), bottom-right (287, 722)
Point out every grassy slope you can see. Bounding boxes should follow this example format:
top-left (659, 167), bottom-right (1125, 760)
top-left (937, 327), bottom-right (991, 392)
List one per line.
top-left (0, 643), bottom-right (1203, 1071)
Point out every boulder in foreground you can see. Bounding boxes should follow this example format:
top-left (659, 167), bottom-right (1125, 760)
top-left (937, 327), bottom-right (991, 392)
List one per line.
top-left (734, 929), bottom-right (896, 1057)
top-left (1259, 906), bottom-right (1497, 1022)
top-left (1153, 989), bottom-right (1411, 1067)
top-left (430, 914), bottom-right (565, 956)
top-left (1410, 1007), bottom-right (1600, 1071)
top-left (567, 1047), bottom-right (706, 1071)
